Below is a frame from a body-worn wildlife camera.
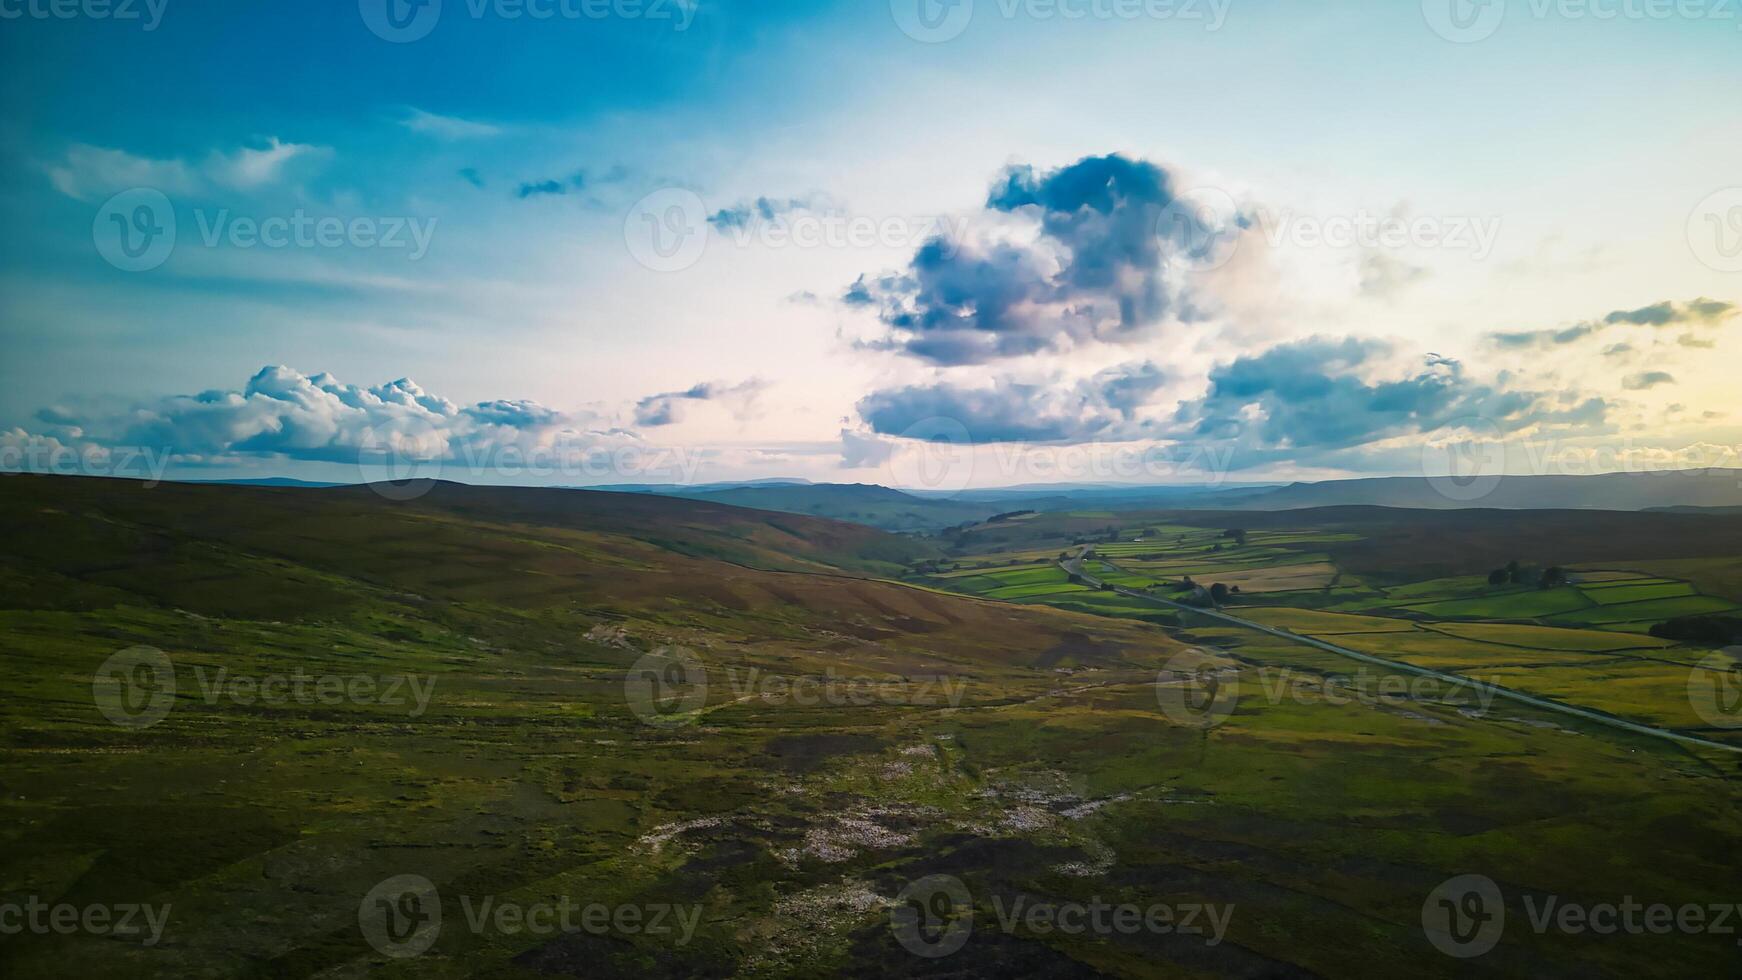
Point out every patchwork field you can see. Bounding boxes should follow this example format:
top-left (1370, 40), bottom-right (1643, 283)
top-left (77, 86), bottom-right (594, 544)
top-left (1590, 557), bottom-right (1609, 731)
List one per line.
top-left (914, 507), bottom-right (1742, 750)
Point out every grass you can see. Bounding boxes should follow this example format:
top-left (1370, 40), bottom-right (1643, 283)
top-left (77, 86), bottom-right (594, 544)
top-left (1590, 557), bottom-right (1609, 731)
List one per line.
top-left (9, 477), bottom-right (1742, 977)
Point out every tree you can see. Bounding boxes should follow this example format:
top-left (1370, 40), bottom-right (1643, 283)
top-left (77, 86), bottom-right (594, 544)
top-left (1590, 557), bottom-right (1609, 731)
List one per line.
top-left (1222, 528), bottom-right (1248, 546)
top-left (1209, 583), bottom-right (1231, 605)
top-left (1487, 568), bottom-right (1508, 586)
top-left (1540, 566), bottom-right (1566, 589)
top-left (1506, 560), bottom-right (1523, 584)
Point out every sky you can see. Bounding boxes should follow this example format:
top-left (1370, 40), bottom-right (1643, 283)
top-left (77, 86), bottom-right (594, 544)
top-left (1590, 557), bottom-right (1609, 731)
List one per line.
top-left (0, 0), bottom-right (1739, 490)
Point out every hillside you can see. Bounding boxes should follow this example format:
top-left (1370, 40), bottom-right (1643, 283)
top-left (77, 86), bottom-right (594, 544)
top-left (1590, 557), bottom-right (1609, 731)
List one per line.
top-left (1219, 468), bottom-right (1742, 511)
top-left (653, 482), bottom-right (1004, 532)
top-left (4, 476), bottom-right (1741, 977)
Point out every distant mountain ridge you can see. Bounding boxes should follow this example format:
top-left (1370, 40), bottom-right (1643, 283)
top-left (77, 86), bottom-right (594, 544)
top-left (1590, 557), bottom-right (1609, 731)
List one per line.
top-left (1220, 468), bottom-right (1742, 512)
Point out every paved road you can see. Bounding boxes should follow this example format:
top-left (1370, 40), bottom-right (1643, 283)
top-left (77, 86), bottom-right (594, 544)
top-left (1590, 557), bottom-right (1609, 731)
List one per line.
top-left (1058, 557), bottom-right (1742, 755)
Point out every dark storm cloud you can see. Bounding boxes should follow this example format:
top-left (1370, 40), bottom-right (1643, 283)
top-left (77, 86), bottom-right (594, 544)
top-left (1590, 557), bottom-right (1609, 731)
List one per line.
top-left (844, 153), bottom-right (1246, 366)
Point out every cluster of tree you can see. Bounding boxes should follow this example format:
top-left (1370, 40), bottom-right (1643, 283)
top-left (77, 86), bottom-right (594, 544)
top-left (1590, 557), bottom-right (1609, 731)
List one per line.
top-left (1485, 561), bottom-right (1566, 589)
top-left (1648, 615), bottom-right (1742, 645)
top-left (987, 509), bottom-right (1036, 523)
top-left (1220, 528), bottom-right (1248, 546)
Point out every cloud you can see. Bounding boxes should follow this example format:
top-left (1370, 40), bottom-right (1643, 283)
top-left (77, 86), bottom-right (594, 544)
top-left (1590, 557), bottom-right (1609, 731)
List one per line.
top-left (856, 362), bottom-right (1169, 443)
top-left (1623, 371), bottom-right (1676, 390)
top-left (458, 167), bottom-right (485, 188)
top-left (633, 379), bottom-right (768, 427)
top-left (1677, 334), bottom-right (1717, 349)
top-left (399, 107), bottom-right (502, 140)
top-left (844, 153), bottom-right (1246, 365)
top-left (1488, 297), bottom-right (1737, 349)
top-left (1604, 297), bottom-right (1734, 326)
top-left (1601, 343), bottom-right (1635, 357)
top-left (517, 173), bottom-right (586, 198)
top-left (513, 166), bottom-right (628, 200)
top-left (46, 139), bottom-right (328, 200)
top-left (838, 428), bottom-right (895, 468)
top-left (12, 366), bottom-right (639, 470)
top-left (1176, 337), bottom-right (1607, 457)
top-left (1358, 251), bottom-right (1428, 298)
top-left (708, 195), bottom-right (822, 230)
top-left (1490, 323), bottom-right (1596, 349)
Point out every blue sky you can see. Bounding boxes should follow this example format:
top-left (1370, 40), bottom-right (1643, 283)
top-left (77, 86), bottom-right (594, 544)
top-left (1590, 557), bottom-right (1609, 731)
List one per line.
top-left (1, 0), bottom-right (1738, 487)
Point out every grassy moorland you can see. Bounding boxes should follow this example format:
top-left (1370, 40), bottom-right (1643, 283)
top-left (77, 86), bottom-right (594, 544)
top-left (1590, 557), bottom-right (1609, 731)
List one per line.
top-left (2, 477), bottom-right (1741, 977)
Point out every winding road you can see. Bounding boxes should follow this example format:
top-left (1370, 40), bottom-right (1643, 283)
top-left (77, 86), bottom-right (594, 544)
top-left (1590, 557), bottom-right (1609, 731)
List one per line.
top-left (1058, 556), bottom-right (1742, 755)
